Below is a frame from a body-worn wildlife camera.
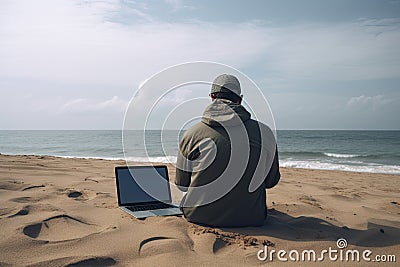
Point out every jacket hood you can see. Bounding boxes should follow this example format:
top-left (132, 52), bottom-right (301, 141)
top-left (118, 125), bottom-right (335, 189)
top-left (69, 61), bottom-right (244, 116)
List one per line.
top-left (201, 99), bottom-right (251, 127)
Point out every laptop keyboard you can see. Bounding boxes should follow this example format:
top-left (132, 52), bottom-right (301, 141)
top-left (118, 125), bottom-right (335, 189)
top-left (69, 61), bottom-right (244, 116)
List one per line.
top-left (126, 203), bottom-right (174, 212)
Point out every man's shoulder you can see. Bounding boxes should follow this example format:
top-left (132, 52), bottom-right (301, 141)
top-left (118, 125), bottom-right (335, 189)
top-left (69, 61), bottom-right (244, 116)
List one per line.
top-left (246, 119), bottom-right (273, 131)
top-left (182, 122), bottom-right (208, 138)
top-left (245, 119), bottom-right (276, 141)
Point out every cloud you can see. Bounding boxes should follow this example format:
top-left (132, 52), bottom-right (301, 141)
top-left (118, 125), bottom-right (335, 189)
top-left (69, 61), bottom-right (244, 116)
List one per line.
top-left (1, 0), bottom-right (400, 129)
top-left (358, 17), bottom-right (400, 33)
top-left (346, 95), bottom-right (396, 109)
top-left (164, 0), bottom-right (196, 10)
top-left (263, 19), bottom-right (400, 80)
top-left (2, 0), bottom-right (399, 90)
top-left (343, 94), bottom-right (400, 129)
top-left (60, 96), bottom-right (128, 114)
top-left (0, 0), bottom-right (272, 87)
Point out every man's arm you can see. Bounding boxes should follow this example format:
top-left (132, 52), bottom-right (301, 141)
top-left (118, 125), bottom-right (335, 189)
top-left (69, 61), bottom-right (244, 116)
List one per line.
top-left (265, 146), bottom-right (280, 189)
top-left (175, 140), bottom-right (192, 192)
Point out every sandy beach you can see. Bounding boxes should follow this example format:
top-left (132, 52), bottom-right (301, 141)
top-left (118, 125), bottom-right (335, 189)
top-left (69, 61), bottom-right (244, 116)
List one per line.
top-left (0, 154), bottom-right (399, 266)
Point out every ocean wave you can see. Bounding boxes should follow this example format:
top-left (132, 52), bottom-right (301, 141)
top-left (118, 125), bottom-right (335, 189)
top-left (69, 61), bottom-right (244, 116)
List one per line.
top-left (280, 160), bottom-right (400, 174)
top-left (280, 151), bottom-right (375, 159)
top-left (55, 155), bottom-right (178, 163)
top-left (125, 156), bottom-right (178, 163)
top-left (2, 153), bottom-right (399, 174)
top-left (38, 155), bottom-right (400, 174)
top-left (53, 155), bottom-right (124, 161)
top-left (323, 153), bottom-right (360, 158)
top-left (280, 151), bottom-right (363, 158)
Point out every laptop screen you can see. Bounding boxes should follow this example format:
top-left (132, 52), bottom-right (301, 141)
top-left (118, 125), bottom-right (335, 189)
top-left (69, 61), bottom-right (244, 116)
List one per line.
top-left (116, 166), bottom-right (172, 206)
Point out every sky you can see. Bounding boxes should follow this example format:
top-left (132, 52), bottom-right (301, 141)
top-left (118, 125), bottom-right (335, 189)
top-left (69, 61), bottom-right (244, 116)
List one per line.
top-left (1, 0), bottom-right (400, 130)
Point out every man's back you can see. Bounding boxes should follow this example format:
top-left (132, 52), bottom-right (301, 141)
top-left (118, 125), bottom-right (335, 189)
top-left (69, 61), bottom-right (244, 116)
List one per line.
top-left (175, 99), bottom-right (280, 227)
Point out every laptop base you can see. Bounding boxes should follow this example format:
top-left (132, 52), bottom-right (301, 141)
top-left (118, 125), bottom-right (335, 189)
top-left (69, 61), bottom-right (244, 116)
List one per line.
top-left (120, 206), bottom-right (182, 219)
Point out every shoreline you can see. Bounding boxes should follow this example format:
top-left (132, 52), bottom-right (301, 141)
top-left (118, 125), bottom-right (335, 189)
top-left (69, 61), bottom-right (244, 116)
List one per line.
top-left (0, 154), bottom-right (399, 266)
top-left (1, 153), bottom-right (399, 176)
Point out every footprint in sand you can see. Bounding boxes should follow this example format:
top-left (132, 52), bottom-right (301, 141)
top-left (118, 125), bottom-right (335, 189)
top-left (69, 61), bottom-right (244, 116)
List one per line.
top-left (2, 203), bottom-right (58, 218)
top-left (22, 214), bottom-right (102, 242)
top-left (213, 237), bottom-right (231, 253)
top-left (191, 233), bottom-right (230, 254)
top-left (138, 236), bottom-right (187, 256)
top-left (25, 256), bottom-right (116, 267)
top-left (8, 203), bottom-right (59, 219)
top-left (0, 207), bottom-right (18, 217)
top-left (10, 196), bottom-right (40, 203)
top-left (8, 185), bottom-right (48, 203)
top-left (1, 181), bottom-right (45, 192)
top-left (0, 180), bottom-right (26, 191)
top-left (66, 189), bottom-right (96, 201)
top-left (22, 185), bottom-right (45, 191)
top-left (65, 257), bottom-right (117, 267)
top-left (8, 205), bottom-right (30, 217)
top-left (84, 177), bottom-right (100, 183)
top-left (68, 191), bottom-right (83, 198)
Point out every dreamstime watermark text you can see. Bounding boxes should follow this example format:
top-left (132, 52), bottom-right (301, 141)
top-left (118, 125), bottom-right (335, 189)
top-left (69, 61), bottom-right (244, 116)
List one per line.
top-left (257, 238), bottom-right (396, 263)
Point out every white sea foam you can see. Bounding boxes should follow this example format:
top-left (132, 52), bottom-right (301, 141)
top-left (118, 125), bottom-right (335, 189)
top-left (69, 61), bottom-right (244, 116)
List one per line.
top-left (125, 156), bottom-right (178, 164)
top-left (4, 153), bottom-right (399, 175)
top-left (53, 155), bottom-right (124, 161)
top-left (323, 153), bottom-right (360, 158)
top-left (280, 159), bottom-right (400, 174)
top-left (55, 155), bottom-right (178, 164)
top-left (56, 154), bottom-right (400, 174)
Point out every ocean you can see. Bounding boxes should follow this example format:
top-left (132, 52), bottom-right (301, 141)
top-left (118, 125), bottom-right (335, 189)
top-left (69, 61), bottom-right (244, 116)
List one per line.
top-left (0, 130), bottom-right (399, 174)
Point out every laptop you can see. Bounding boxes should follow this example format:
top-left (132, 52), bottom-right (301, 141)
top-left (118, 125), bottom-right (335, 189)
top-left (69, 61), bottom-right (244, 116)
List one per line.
top-left (115, 165), bottom-right (182, 219)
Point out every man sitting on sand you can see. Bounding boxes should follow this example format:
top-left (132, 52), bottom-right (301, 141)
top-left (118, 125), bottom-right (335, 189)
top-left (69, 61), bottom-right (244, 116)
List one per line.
top-left (175, 74), bottom-right (280, 227)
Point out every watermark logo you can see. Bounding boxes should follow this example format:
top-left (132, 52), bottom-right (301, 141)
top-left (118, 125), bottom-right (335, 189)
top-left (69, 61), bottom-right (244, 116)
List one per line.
top-left (336, 238), bottom-right (347, 249)
top-left (257, 238), bottom-right (396, 263)
top-left (122, 61), bottom-right (277, 207)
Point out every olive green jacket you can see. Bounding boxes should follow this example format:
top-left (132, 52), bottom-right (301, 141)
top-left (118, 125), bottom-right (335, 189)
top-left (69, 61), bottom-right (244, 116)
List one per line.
top-left (175, 99), bottom-right (280, 227)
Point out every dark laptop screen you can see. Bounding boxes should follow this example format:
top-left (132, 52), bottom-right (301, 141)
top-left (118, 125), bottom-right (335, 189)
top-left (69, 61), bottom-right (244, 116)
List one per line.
top-left (116, 166), bottom-right (171, 205)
